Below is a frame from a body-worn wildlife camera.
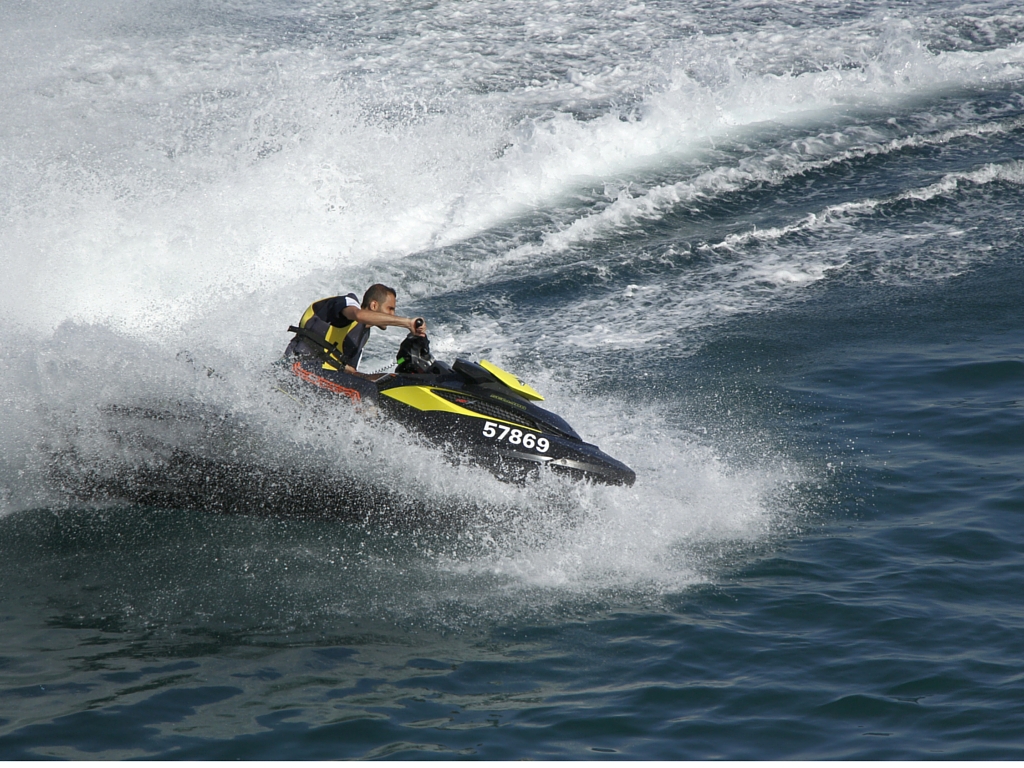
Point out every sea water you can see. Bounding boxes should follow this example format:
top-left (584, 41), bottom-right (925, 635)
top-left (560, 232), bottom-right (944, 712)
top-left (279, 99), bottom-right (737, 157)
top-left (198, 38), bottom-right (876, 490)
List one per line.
top-left (1, 0), bottom-right (1023, 758)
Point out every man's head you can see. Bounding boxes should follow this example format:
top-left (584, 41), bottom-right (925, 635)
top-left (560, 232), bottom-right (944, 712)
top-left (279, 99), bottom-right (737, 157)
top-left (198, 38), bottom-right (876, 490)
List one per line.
top-left (361, 283), bottom-right (397, 314)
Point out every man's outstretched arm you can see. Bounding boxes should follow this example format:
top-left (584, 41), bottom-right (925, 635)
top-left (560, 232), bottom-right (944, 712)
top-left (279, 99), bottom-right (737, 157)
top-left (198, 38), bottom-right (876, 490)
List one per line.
top-left (343, 306), bottom-right (427, 336)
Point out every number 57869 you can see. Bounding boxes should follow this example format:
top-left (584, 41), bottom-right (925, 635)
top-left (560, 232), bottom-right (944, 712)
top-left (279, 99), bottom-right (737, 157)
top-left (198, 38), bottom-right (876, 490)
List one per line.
top-left (482, 421), bottom-right (549, 453)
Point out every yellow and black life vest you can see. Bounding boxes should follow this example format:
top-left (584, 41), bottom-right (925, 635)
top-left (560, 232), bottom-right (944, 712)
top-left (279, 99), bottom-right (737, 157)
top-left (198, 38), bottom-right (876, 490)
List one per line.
top-left (294, 294), bottom-right (371, 370)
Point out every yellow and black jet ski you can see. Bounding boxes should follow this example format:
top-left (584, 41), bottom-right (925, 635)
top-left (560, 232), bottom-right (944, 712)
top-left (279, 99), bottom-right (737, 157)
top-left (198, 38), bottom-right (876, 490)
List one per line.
top-left (278, 323), bottom-right (636, 486)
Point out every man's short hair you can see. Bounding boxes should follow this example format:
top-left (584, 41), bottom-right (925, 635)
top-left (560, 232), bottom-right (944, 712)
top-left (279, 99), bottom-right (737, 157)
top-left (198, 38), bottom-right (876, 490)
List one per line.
top-left (361, 283), bottom-right (396, 309)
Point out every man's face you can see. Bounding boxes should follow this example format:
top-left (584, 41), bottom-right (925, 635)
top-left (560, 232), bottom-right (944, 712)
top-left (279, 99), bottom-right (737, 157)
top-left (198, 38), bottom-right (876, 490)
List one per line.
top-left (369, 292), bottom-right (397, 328)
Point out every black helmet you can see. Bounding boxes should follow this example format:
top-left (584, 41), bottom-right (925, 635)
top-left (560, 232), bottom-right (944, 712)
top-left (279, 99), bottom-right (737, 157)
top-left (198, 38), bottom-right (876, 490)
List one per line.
top-left (396, 333), bottom-right (434, 374)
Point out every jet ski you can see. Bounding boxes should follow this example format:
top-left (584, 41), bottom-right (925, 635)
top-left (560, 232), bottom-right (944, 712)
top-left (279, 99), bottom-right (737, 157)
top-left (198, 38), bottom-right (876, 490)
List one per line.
top-left (276, 322), bottom-right (636, 486)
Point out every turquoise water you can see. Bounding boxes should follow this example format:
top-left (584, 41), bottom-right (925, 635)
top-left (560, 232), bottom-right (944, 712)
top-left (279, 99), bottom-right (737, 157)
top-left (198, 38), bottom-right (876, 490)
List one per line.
top-left (2, 0), bottom-right (1024, 758)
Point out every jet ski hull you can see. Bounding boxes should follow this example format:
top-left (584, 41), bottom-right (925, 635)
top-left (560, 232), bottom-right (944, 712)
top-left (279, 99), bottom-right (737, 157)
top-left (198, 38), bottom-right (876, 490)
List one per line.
top-left (279, 357), bottom-right (636, 487)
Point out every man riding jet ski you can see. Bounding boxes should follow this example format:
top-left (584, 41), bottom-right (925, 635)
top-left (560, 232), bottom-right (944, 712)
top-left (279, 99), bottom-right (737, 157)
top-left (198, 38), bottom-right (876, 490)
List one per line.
top-left (284, 283), bottom-right (426, 374)
top-left (280, 286), bottom-right (636, 487)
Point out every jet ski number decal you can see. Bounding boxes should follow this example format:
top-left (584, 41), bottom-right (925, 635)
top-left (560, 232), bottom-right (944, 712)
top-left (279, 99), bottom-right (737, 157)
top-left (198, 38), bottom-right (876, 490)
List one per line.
top-left (482, 421), bottom-right (549, 453)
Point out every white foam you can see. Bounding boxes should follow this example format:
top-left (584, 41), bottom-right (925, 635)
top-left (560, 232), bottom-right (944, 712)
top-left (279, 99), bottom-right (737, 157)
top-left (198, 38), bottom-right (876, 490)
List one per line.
top-left (719, 158), bottom-right (1024, 250)
top-left (452, 152), bottom-right (1023, 364)
top-left (3, 2), bottom-right (1024, 341)
top-left (434, 404), bottom-right (797, 602)
top-left (519, 117), bottom-right (1024, 256)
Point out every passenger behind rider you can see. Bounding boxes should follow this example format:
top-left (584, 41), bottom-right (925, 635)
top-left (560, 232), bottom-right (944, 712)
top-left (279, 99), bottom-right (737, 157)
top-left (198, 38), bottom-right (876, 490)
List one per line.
top-left (285, 283), bottom-right (426, 377)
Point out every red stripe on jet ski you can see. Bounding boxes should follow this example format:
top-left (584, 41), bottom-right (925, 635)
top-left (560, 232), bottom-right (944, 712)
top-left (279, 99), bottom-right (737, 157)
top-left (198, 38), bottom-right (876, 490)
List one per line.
top-left (291, 360), bottom-right (361, 402)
